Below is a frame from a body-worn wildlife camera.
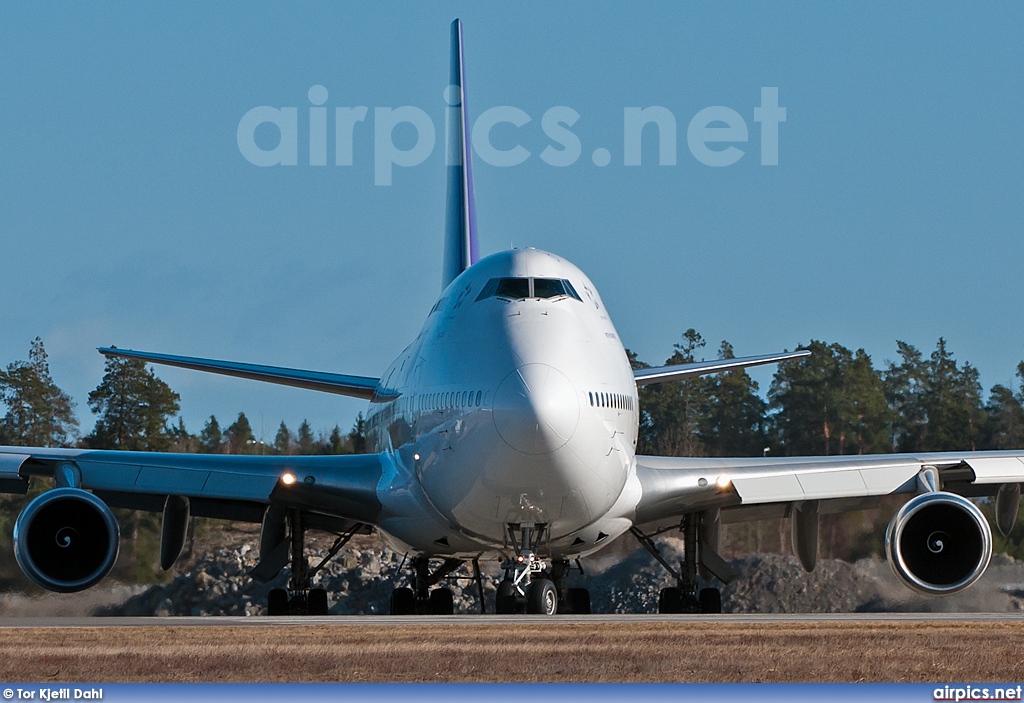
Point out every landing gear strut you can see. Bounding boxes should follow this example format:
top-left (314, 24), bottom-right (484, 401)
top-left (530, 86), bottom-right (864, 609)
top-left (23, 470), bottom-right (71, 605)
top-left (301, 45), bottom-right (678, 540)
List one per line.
top-left (631, 512), bottom-right (730, 615)
top-left (496, 521), bottom-right (546, 614)
top-left (389, 555), bottom-right (470, 615)
top-left (551, 558), bottom-right (591, 614)
top-left (267, 510), bottom-right (358, 616)
top-left (494, 521), bottom-right (582, 615)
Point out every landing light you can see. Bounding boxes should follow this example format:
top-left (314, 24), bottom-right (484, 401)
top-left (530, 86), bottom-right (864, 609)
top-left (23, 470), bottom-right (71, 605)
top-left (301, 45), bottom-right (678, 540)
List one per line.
top-left (716, 475), bottom-right (731, 489)
top-left (281, 472), bottom-right (297, 486)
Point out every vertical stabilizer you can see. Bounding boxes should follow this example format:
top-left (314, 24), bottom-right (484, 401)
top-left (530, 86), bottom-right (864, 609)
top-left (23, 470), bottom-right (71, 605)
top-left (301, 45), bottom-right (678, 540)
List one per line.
top-left (442, 19), bottom-right (479, 290)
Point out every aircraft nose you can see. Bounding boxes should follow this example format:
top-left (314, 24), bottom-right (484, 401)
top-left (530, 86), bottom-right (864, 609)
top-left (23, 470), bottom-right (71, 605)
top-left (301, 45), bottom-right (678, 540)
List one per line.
top-left (493, 364), bottom-right (580, 455)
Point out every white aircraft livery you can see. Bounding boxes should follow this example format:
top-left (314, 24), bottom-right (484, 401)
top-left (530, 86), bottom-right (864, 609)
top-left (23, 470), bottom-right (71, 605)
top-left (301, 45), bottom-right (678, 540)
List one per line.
top-left (2, 20), bottom-right (1024, 616)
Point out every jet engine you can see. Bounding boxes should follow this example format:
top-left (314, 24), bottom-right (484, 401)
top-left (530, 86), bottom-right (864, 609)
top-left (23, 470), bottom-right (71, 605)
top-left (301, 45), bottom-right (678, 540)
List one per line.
top-left (13, 488), bottom-right (120, 593)
top-left (885, 491), bottom-right (991, 595)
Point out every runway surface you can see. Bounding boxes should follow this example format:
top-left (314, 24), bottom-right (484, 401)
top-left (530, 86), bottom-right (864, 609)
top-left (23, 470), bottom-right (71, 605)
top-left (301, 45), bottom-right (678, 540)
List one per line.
top-left (0, 615), bottom-right (1020, 682)
top-left (0, 612), bottom-right (1021, 627)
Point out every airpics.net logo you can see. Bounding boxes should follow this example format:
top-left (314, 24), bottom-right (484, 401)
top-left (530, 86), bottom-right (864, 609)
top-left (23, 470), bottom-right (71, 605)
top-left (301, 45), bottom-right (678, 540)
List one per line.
top-left (236, 85), bottom-right (786, 186)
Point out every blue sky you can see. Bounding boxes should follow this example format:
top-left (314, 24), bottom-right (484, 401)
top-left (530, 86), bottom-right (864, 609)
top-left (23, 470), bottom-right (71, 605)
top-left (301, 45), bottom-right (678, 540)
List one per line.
top-left (1, 3), bottom-right (1022, 440)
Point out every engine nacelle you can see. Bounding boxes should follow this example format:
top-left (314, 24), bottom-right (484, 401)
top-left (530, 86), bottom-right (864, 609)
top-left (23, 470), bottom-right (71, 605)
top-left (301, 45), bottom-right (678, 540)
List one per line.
top-left (13, 488), bottom-right (120, 593)
top-left (885, 491), bottom-right (991, 596)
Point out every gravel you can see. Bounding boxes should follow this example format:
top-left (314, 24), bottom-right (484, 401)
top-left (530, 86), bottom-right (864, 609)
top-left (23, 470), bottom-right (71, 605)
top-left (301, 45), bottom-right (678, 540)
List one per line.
top-left (89, 536), bottom-right (1024, 616)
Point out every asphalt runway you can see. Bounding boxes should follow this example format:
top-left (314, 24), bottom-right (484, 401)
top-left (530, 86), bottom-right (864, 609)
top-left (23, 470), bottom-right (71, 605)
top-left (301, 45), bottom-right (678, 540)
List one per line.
top-left (0, 612), bottom-right (1021, 627)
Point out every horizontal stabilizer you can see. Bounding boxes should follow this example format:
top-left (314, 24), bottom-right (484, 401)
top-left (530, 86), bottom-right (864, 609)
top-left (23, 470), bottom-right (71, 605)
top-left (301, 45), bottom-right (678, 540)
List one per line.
top-left (633, 350), bottom-right (811, 386)
top-left (99, 348), bottom-right (379, 400)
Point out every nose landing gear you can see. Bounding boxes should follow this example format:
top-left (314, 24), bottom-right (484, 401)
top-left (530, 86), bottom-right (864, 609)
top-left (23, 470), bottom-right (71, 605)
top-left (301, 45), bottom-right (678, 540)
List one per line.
top-left (494, 522), bottom-right (591, 615)
top-left (496, 521), bottom-right (553, 614)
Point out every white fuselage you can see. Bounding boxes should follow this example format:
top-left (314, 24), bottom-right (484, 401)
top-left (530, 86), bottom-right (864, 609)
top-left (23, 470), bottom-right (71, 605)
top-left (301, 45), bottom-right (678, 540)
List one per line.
top-left (366, 248), bottom-right (643, 559)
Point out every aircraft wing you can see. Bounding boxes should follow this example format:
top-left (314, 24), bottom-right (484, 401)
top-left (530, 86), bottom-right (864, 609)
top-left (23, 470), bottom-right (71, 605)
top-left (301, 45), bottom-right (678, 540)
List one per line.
top-left (633, 450), bottom-right (1024, 531)
top-left (0, 445), bottom-right (384, 529)
top-left (99, 348), bottom-right (380, 400)
top-left (633, 350), bottom-right (811, 386)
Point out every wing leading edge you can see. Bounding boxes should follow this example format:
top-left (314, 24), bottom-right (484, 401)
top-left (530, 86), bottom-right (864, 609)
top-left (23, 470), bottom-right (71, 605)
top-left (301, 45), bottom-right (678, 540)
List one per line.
top-left (633, 350), bottom-right (811, 386)
top-left (0, 445), bottom-right (384, 527)
top-left (99, 347), bottom-right (379, 400)
top-left (633, 450), bottom-right (1024, 531)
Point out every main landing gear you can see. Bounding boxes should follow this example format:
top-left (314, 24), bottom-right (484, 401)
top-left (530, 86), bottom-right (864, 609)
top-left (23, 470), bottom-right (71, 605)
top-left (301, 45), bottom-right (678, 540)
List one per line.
top-left (494, 522), bottom-right (591, 616)
top-left (389, 556), bottom-right (488, 615)
top-left (631, 512), bottom-right (734, 615)
top-left (387, 522), bottom-right (592, 616)
top-left (267, 510), bottom-right (359, 616)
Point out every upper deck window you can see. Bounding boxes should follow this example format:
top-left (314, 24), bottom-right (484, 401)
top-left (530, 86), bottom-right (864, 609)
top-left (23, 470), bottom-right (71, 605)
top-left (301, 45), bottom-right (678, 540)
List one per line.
top-left (476, 277), bottom-right (583, 302)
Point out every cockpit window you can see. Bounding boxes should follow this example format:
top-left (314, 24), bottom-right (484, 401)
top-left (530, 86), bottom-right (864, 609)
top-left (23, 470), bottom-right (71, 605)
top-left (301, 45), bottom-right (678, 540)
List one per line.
top-left (532, 278), bottom-right (565, 298)
top-left (562, 280), bottom-right (582, 301)
top-left (476, 277), bottom-right (583, 302)
top-left (496, 277), bottom-right (531, 299)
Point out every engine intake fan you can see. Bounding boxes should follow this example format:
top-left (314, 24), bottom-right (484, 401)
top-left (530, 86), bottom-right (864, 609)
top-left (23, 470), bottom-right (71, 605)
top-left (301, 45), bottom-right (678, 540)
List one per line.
top-left (885, 491), bottom-right (991, 596)
top-left (13, 488), bottom-right (120, 593)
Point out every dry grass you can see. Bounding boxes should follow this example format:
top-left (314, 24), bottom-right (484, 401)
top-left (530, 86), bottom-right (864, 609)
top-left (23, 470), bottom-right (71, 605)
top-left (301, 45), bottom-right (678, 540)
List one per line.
top-left (0, 621), bottom-right (1021, 682)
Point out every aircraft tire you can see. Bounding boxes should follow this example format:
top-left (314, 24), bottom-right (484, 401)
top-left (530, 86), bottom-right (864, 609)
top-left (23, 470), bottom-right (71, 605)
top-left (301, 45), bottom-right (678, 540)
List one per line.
top-left (308, 588), bottom-right (330, 616)
top-left (495, 579), bottom-right (517, 614)
top-left (526, 579), bottom-right (558, 615)
top-left (566, 587), bottom-right (591, 614)
top-left (699, 587), bottom-right (722, 614)
top-left (268, 588), bottom-right (289, 616)
top-left (658, 587), bottom-right (683, 614)
top-left (428, 587), bottom-right (455, 615)
top-left (390, 587), bottom-right (416, 615)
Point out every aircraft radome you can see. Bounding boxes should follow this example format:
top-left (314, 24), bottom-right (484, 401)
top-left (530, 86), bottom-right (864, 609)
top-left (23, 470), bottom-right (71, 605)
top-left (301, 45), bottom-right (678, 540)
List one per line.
top-left (1, 20), bottom-right (1022, 616)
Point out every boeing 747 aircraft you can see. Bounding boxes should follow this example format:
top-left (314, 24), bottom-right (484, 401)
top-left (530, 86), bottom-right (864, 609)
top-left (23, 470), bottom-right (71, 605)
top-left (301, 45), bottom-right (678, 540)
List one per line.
top-left (2, 21), bottom-right (1023, 616)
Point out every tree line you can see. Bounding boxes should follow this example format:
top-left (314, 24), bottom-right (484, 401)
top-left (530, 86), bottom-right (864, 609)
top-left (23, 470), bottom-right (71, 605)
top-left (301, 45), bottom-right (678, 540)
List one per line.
top-left (630, 330), bottom-right (1024, 458)
top-left (0, 339), bottom-right (366, 455)
top-left (11, 332), bottom-right (1018, 459)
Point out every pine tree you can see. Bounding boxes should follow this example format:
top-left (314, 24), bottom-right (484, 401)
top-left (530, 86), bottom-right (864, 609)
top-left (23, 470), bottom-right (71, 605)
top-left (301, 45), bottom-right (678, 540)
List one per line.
top-left (0, 338), bottom-right (78, 447)
top-left (297, 419), bottom-right (315, 455)
top-left (984, 384), bottom-right (1024, 450)
top-left (637, 329), bottom-right (709, 456)
top-left (327, 425), bottom-right (347, 454)
top-left (698, 341), bottom-right (768, 457)
top-left (348, 413), bottom-right (367, 453)
top-left (199, 415), bottom-right (223, 453)
top-left (226, 412), bottom-right (255, 453)
top-left (885, 339), bottom-right (986, 451)
top-left (769, 341), bottom-right (889, 455)
top-left (841, 349), bottom-right (892, 454)
top-left (273, 421), bottom-right (293, 455)
top-left (86, 351), bottom-right (180, 451)
top-left (169, 417), bottom-right (198, 453)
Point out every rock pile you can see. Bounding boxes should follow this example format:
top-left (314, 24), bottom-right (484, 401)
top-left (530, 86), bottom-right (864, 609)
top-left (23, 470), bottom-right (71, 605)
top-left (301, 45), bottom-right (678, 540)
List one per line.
top-left (100, 538), bottom-right (1024, 616)
top-left (101, 542), bottom-right (498, 616)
